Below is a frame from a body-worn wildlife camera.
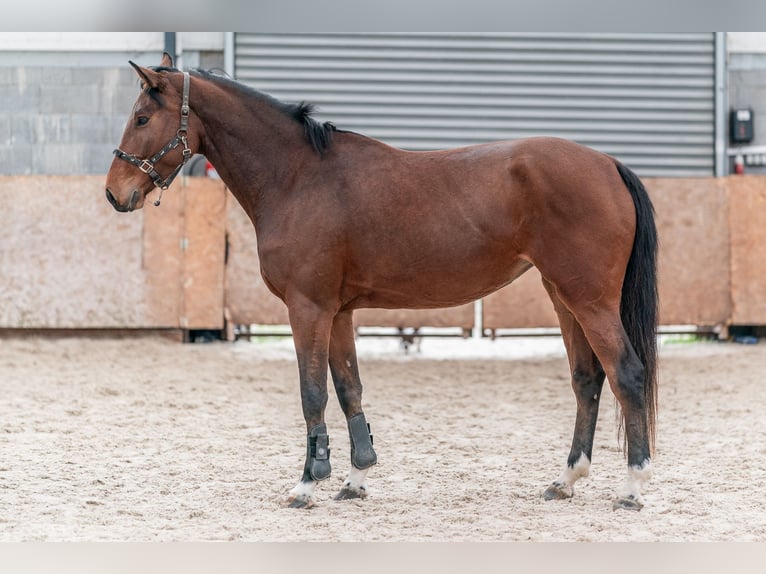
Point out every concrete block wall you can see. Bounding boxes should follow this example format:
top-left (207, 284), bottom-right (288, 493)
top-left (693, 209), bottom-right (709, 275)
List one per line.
top-left (0, 66), bottom-right (138, 175)
top-left (0, 49), bottom-right (225, 176)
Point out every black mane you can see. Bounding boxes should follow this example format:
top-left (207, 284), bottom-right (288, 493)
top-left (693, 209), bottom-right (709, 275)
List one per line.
top-left (283, 101), bottom-right (336, 156)
top-left (175, 67), bottom-right (336, 155)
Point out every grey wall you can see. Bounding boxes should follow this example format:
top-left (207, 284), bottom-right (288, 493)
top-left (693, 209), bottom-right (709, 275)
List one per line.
top-left (2, 41), bottom-right (762, 176)
top-left (0, 50), bottom-right (224, 176)
top-left (0, 65), bottom-right (139, 175)
top-left (728, 53), bottom-right (766, 174)
top-left (729, 60), bottom-right (766, 146)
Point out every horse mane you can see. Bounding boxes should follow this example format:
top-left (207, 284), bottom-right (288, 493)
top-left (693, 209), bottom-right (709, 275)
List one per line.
top-left (287, 101), bottom-right (336, 156)
top-left (158, 66), bottom-right (336, 155)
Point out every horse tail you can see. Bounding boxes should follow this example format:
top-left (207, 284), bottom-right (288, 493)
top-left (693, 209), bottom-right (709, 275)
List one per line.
top-left (614, 159), bottom-right (659, 456)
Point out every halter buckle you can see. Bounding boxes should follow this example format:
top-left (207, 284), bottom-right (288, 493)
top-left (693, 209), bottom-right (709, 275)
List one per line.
top-left (138, 159), bottom-right (154, 174)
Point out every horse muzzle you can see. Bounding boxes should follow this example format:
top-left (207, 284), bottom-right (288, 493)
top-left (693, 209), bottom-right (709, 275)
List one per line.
top-left (105, 188), bottom-right (141, 212)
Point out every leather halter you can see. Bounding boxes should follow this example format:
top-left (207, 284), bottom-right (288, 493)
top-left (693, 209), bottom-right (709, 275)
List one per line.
top-left (113, 71), bottom-right (192, 197)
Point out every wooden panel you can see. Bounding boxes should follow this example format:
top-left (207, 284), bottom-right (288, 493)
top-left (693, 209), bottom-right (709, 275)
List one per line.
top-left (728, 175), bottom-right (766, 324)
top-left (482, 268), bottom-right (559, 331)
top-left (224, 195), bottom-right (289, 325)
top-left (142, 178), bottom-right (185, 327)
top-left (179, 178), bottom-right (227, 329)
top-left (0, 175), bottom-right (226, 330)
top-left (354, 305), bottom-right (474, 330)
top-left (0, 176), bottom-right (157, 328)
top-left (647, 177), bottom-right (731, 327)
top-left (3, 174), bottom-right (763, 332)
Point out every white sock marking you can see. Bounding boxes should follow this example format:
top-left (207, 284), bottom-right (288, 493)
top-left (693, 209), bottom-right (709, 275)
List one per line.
top-left (560, 452), bottom-right (591, 483)
top-left (551, 452), bottom-right (591, 497)
top-left (618, 458), bottom-right (652, 502)
top-left (342, 466), bottom-right (370, 495)
top-left (289, 480), bottom-right (317, 501)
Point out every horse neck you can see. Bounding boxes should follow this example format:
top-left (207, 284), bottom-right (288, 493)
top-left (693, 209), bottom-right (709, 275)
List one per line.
top-left (191, 76), bottom-right (311, 222)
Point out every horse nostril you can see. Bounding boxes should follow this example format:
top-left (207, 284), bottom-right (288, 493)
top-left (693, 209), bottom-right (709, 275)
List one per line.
top-left (105, 188), bottom-right (117, 207)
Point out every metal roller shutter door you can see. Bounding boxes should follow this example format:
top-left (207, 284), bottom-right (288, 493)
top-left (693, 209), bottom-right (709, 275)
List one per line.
top-left (232, 33), bottom-right (717, 177)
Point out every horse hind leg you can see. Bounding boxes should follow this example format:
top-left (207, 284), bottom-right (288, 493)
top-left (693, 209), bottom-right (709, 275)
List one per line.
top-left (328, 310), bottom-right (377, 500)
top-left (609, 343), bottom-right (653, 511)
top-left (555, 290), bottom-right (654, 511)
top-left (540, 275), bottom-right (653, 511)
top-left (541, 280), bottom-right (606, 501)
top-left (568, 313), bottom-right (652, 510)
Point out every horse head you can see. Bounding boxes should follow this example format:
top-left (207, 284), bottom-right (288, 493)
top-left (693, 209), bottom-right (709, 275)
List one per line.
top-left (105, 53), bottom-right (202, 212)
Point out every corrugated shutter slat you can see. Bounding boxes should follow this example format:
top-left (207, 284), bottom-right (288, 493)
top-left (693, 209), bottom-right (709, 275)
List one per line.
top-left (233, 33), bottom-right (716, 177)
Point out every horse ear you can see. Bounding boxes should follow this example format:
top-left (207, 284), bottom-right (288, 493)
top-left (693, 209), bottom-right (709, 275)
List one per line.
top-left (129, 60), bottom-right (163, 91)
top-left (160, 52), bottom-right (174, 68)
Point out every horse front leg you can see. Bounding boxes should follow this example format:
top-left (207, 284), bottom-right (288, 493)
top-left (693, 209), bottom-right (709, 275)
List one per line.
top-left (328, 310), bottom-right (377, 500)
top-left (285, 298), bottom-right (335, 509)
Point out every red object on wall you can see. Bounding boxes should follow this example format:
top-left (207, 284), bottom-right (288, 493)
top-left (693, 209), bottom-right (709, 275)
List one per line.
top-left (734, 154), bottom-right (745, 175)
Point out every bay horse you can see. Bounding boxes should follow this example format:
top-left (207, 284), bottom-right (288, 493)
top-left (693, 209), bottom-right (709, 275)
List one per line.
top-left (105, 53), bottom-right (658, 511)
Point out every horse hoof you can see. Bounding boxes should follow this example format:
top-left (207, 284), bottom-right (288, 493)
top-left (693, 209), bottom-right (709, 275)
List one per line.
top-left (334, 485), bottom-right (367, 501)
top-left (612, 495), bottom-right (643, 511)
top-left (542, 482), bottom-right (573, 501)
top-left (286, 494), bottom-right (316, 509)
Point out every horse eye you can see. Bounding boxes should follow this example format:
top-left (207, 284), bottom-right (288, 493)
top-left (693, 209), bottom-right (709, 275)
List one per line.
top-left (136, 116), bottom-right (150, 127)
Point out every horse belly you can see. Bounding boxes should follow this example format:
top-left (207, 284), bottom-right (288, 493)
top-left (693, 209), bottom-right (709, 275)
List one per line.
top-left (345, 186), bottom-right (530, 309)
top-left (347, 248), bottom-right (532, 310)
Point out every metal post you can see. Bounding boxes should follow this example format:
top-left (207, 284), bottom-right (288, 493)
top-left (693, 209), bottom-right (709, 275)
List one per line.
top-left (714, 32), bottom-right (728, 177)
top-left (473, 299), bottom-right (483, 339)
top-left (224, 32), bottom-right (235, 78)
top-left (164, 32), bottom-right (176, 63)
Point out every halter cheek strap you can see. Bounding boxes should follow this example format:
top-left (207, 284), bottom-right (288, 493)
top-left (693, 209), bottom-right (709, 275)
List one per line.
top-left (113, 71), bottom-right (192, 204)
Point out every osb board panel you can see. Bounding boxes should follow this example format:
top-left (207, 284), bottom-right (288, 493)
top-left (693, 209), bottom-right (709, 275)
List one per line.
top-left (482, 268), bottom-right (559, 330)
top-left (647, 178), bottom-right (730, 326)
top-left (483, 178), bottom-right (731, 330)
top-left (142, 180), bottom-right (184, 327)
top-left (728, 176), bottom-right (766, 324)
top-left (224, 196), bottom-right (289, 325)
top-left (0, 176), bottom-right (180, 328)
top-left (354, 305), bottom-right (474, 329)
top-left (1, 175), bottom-right (742, 331)
top-left (179, 179), bottom-right (227, 329)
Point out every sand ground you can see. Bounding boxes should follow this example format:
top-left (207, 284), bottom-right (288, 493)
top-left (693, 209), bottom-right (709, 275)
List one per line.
top-left (1, 334), bottom-right (764, 541)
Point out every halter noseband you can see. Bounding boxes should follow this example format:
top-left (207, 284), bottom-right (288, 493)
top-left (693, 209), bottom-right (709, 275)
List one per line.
top-left (113, 71), bottom-right (192, 204)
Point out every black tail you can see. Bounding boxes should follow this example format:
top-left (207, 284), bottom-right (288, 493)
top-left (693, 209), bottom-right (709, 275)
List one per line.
top-left (614, 159), bottom-right (659, 455)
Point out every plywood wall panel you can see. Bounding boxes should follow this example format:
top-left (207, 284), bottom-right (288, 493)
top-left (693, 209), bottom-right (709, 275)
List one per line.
top-left (1, 176), bottom-right (154, 328)
top-left (728, 176), bottom-right (766, 324)
top-left (224, 196), bottom-right (289, 325)
top-left (648, 178), bottom-right (731, 327)
top-left (179, 179), bottom-right (227, 329)
top-left (4, 175), bottom-right (765, 333)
